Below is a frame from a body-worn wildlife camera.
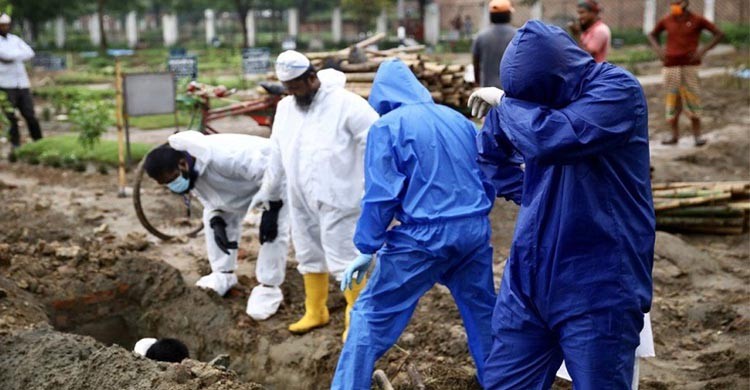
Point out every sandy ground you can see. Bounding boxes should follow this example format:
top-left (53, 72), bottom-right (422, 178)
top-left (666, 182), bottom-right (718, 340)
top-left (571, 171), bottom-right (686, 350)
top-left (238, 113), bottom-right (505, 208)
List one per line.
top-left (0, 70), bottom-right (748, 389)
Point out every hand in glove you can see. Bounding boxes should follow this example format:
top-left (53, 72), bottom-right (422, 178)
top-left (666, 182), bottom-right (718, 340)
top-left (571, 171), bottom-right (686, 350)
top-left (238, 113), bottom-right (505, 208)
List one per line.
top-left (340, 253), bottom-right (373, 291)
top-left (259, 200), bottom-right (283, 244)
top-left (209, 216), bottom-right (238, 255)
top-left (468, 87), bottom-right (505, 118)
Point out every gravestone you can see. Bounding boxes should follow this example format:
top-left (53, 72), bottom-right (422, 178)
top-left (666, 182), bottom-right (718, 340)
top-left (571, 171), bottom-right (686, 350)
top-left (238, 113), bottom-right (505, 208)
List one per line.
top-left (167, 55), bottom-right (198, 80)
top-left (242, 48), bottom-right (271, 75)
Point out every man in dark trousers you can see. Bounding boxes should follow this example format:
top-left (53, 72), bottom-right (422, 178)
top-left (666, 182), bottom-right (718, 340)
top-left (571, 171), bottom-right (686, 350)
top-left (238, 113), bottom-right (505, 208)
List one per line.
top-left (0, 13), bottom-right (42, 150)
top-left (472, 0), bottom-right (516, 88)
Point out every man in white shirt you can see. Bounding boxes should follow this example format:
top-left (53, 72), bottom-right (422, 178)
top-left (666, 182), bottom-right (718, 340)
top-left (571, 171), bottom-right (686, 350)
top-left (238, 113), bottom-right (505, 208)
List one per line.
top-left (251, 51), bottom-right (379, 339)
top-left (0, 13), bottom-right (42, 149)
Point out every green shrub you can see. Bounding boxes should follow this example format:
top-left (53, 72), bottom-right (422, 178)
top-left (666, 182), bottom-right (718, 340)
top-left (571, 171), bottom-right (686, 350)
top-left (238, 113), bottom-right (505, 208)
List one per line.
top-left (720, 23), bottom-right (750, 47)
top-left (69, 100), bottom-right (115, 149)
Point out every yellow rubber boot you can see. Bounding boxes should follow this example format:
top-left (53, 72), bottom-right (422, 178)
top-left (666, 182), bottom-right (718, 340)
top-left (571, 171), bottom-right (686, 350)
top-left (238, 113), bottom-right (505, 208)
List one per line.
top-left (342, 276), bottom-right (367, 342)
top-left (288, 273), bottom-right (330, 334)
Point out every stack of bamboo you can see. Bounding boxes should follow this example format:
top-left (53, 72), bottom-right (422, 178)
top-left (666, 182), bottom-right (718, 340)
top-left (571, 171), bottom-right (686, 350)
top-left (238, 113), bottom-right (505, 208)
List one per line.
top-left (652, 181), bottom-right (750, 235)
top-left (275, 33), bottom-right (474, 109)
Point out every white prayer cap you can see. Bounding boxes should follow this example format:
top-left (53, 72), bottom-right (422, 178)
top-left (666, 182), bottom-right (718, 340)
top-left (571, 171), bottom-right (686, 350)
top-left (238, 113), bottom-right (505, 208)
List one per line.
top-left (133, 338), bottom-right (157, 357)
top-left (0, 14), bottom-right (11, 24)
top-left (275, 50), bottom-right (311, 82)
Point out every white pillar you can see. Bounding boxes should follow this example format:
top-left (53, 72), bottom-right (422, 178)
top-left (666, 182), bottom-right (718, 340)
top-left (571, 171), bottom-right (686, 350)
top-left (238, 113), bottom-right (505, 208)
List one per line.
top-left (162, 14), bottom-right (178, 46)
top-left (332, 7), bottom-right (342, 44)
top-left (126, 11), bottom-right (137, 48)
top-left (643, 0), bottom-right (657, 34)
top-left (23, 20), bottom-right (33, 42)
top-left (704, 0), bottom-right (716, 22)
top-left (88, 15), bottom-right (101, 46)
top-left (205, 9), bottom-right (216, 45)
top-left (397, 0), bottom-right (405, 20)
top-left (288, 8), bottom-right (299, 37)
top-left (424, 3), bottom-right (440, 46)
top-left (377, 9), bottom-right (387, 35)
top-left (55, 17), bottom-right (65, 48)
top-left (246, 10), bottom-right (256, 47)
top-left (531, 1), bottom-right (543, 20)
top-left (482, 6), bottom-right (490, 31)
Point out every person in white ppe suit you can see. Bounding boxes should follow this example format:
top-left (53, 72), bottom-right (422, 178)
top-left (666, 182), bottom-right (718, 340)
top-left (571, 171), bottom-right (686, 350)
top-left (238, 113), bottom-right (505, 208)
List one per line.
top-left (251, 50), bottom-right (379, 338)
top-left (143, 131), bottom-right (290, 320)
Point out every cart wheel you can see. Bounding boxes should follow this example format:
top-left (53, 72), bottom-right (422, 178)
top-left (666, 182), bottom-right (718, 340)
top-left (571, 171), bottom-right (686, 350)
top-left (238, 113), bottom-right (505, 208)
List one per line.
top-left (133, 156), bottom-right (204, 241)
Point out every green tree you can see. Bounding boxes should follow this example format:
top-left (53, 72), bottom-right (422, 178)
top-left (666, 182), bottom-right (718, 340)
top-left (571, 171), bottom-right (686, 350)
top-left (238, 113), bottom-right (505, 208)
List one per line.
top-left (342, 0), bottom-right (393, 33)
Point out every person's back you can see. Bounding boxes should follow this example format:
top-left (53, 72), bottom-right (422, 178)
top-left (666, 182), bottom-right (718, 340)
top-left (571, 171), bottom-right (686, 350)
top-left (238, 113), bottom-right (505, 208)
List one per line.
top-left (368, 80), bottom-right (493, 226)
top-left (359, 59), bottom-right (494, 238)
top-left (472, 0), bottom-right (516, 88)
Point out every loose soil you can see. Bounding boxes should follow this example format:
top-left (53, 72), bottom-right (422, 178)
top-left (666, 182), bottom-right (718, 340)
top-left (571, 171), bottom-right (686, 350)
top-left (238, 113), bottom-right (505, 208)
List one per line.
top-left (0, 74), bottom-right (747, 389)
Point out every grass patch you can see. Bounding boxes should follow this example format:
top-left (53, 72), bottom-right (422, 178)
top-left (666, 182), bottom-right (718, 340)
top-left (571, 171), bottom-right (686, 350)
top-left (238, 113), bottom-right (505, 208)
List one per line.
top-left (54, 72), bottom-right (113, 85)
top-left (608, 47), bottom-right (659, 65)
top-left (129, 113), bottom-right (189, 130)
top-left (15, 134), bottom-right (152, 168)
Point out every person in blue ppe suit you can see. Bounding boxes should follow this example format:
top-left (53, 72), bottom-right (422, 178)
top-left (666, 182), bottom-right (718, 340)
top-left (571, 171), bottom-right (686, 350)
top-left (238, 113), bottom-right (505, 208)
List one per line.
top-left (331, 59), bottom-right (498, 390)
top-left (470, 20), bottom-right (655, 389)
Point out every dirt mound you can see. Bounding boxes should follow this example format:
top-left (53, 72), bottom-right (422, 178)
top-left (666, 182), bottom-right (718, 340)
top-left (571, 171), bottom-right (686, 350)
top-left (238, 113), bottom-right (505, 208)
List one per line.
top-left (0, 324), bottom-right (262, 390)
top-left (645, 231), bottom-right (749, 389)
top-left (650, 123), bottom-right (750, 183)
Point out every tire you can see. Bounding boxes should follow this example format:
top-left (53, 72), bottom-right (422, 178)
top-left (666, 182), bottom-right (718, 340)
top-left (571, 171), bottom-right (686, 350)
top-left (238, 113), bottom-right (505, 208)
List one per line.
top-left (133, 156), bottom-right (204, 241)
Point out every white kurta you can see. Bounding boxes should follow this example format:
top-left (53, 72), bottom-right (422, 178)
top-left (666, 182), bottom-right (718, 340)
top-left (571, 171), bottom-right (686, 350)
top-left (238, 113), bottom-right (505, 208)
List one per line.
top-left (258, 69), bottom-right (379, 279)
top-left (0, 33), bottom-right (34, 89)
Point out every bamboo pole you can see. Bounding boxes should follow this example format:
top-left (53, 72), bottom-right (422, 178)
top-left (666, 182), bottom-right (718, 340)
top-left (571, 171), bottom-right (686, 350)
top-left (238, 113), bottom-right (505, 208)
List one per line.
top-left (653, 193), bottom-right (732, 211)
top-left (658, 225), bottom-right (745, 235)
top-left (115, 58), bottom-right (127, 198)
top-left (344, 72), bottom-right (377, 82)
top-left (656, 216), bottom-right (746, 227)
top-left (659, 206), bottom-right (745, 218)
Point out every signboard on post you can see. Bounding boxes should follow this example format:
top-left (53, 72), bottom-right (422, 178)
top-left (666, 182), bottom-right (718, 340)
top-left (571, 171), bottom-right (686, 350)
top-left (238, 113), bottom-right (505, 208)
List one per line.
top-left (167, 55), bottom-right (198, 80)
top-left (242, 48), bottom-right (271, 75)
top-left (123, 73), bottom-right (176, 117)
top-left (31, 53), bottom-right (67, 71)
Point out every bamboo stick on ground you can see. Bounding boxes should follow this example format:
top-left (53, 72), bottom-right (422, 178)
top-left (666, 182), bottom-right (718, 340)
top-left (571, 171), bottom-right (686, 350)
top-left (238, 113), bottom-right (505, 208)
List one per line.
top-left (653, 193), bottom-right (733, 211)
top-left (658, 225), bottom-right (745, 235)
top-left (659, 206), bottom-right (745, 218)
top-left (656, 216), bottom-right (746, 227)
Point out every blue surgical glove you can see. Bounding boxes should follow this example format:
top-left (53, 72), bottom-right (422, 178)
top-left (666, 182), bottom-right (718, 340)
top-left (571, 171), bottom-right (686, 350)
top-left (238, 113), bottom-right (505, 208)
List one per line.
top-left (340, 253), bottom-right (373, 291)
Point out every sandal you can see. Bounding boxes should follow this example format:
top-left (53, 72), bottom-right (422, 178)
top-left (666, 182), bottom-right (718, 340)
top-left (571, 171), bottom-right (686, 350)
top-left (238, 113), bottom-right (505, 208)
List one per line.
top-left (661, 138), bottom-right (678, 145)
top-left (694, 138), bottom-right (707, 147)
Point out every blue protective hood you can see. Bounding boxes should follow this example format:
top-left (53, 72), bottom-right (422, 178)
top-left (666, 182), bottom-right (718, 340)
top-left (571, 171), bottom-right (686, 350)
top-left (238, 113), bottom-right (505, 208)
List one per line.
top-left (369, 59), bottom-right (433, 116)
top-left (500, 20), bottom-right (596, 108)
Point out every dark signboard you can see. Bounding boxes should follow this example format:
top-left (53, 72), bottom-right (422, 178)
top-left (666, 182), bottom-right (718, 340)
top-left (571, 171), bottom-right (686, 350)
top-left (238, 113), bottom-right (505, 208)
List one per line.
top-left (167, 55), bottom-right (198, 80)
top-left (242, 48), bottom-right (271, 75)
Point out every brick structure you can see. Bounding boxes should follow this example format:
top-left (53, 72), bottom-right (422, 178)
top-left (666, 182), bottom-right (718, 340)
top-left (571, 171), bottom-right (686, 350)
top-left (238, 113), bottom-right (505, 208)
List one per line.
top-left (436, 0), bottom-right (748, 34)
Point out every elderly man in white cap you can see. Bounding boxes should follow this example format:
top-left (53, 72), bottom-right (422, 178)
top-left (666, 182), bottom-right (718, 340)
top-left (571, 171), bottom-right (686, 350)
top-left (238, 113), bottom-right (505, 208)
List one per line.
top-left (0, 13), bottom-right (43, 150)
top-left (251, 50), bottom-right (379, 339)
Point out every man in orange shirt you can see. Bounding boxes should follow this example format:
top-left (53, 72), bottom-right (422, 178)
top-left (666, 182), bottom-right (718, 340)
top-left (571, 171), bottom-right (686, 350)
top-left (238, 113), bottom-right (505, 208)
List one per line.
top-left (648, 0), bottom-right (724, 146)
top-left (569, 0), bottom-right (611, 63)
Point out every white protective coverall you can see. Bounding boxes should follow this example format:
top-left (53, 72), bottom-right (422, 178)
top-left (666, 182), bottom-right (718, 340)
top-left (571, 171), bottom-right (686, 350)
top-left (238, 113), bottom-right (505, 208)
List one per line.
top-left (168, 131), bottom-right (290, 320)
top-left (255, 69), bottom-right (379, 279)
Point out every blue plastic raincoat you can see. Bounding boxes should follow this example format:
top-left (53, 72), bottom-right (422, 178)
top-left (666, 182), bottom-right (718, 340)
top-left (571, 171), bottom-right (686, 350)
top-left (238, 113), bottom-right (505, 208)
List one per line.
top-left (478, 21), bottom-right (655, 389)
top-left (331, 59), bottom-right (497, 389)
